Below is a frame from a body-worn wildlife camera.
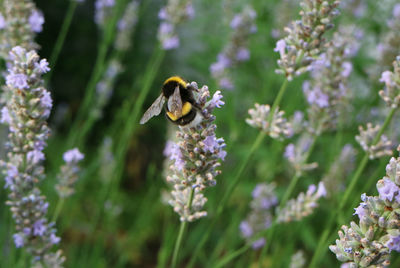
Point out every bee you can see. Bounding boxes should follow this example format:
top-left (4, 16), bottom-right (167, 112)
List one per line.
top-left (140, 76), bottom-right (202, 126)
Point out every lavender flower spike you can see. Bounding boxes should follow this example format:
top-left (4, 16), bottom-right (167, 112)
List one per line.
top-left (276, 182), bottom-right (326, 223)
top-left (240, 183), bottom-right (278, 249)
top-left (379, 56), bottom-right (400, 108)
top-left (0, 0), bottom-right (42, 59)
top-left (355, 123), bottom-right (392, 160)
top-left (209, 6), bottom-right (257, 90)
top-left (1, 46), bottom-right (64, 266)
top-left (246, 103), bottom-right (293, 140)
top-left (56, 148), bottom-right (84, 198)
top-left (165, 82), bottom-right (226, 222)
top-left (157, 0), bottom-right (195, 50)
top-left (330, 146), bottom-right (400, 267)
top-left (275, 0), bottom-right (340, 80)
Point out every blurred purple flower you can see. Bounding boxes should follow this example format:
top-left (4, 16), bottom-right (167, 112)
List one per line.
top-left (377, 178), bottom-right (399, 202)
top-left (6, 73), bottom-right (29, 89)
top-left (63, 148), bottom-right (84, 163)
top-left (239, 221), bottom-right (253, 237)
top-left (13, 234), bottom-right (24, 248)
top-left (29, 10), bottom-right (44, 33)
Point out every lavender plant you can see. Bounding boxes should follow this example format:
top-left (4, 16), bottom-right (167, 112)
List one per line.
top-left (246, 103), bottom-right (293, 140)
top-left (95, 0), bottom-right (116, 28)
top-left (322, 144), bottom-right (356, 196)
top-left (330, 146), bottom-right (400, 267)
top-left (276, 182), bottom-right (326, 223)
top-left (157, 0), bottom-right (195, 50)
top-left (55, 148), bottom-right (84, 199)
top-left (164, 83), bottom-right (226, 221)
top-left (302, 30), bottom-right (356, 135)
top-left (210, 6), bottom-right (257, 89)
top-left (274, 0), bottom-right (340, 80)
top-left (284, 133), bottom-right (318, 174)
top-left (0, 0), bottom-right (44, 60)
top-left (239, 183), bottom-right (278, 249)
top-left (1, 46), bottom-right (64, 266)
top-left (355, 123), bottom-right (393, 160)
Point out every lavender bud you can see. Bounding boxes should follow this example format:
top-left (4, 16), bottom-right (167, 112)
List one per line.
top-left (276, 182), bottom-right (326, 223)
top-left (355, 123), bottom-right (392, 160)
top-left (246, 103), bottom-right (292, 140)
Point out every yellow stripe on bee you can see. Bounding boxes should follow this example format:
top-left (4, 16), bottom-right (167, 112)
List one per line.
top-left (164, 76), bottom-right (187, 88)
top-left (166, 111), bottom-right (178, 121)
top-left (182, 102), bottom-right (192, 116)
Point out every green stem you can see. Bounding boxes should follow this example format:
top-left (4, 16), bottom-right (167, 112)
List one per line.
top-left (51, 197), bottom-right (65, 223)
top-left (215, 244), bottom-right (252, 268)
top-left (47, 1), bottom-right (78, 83)
top-left (171, 188), bottom-right (195, 268)
top-left (309, 107), bottom-right (397, 267)
top-left (258, 135), bottom-right (317, 267)
top-left (187, 78), bottom-right (289, 268)
top-left (66, 0), bottom-right (126, 148)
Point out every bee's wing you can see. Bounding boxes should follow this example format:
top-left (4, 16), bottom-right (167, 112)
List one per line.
top-left (140, 94), bottom-right (166, 124)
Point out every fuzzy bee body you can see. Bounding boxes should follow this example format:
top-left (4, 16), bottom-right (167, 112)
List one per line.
top-left (140, 76), bottom-right (201, 126)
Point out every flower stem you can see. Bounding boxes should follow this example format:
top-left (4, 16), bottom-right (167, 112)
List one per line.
top-left (171, 187), bottom-right (195, 268)
top-left (258, 135), bottom-right (317, 267)
top-left (51, 197), bottom-right (65, 223)
top-left (46, 1), bottom-right (77, 83)
top-left (187, 78), bottom-right (289, 268)
top-left (308, 106), bottom-right (397, 267)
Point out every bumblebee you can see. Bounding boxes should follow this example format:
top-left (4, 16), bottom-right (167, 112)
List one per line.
top-left (140, 76), bottom-right (201, 126)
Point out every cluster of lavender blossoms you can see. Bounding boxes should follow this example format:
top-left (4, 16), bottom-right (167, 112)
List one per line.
top-left (239, 183), bottom-right (278, 249)
top-left (209, 6), bottom-right (257, 90)
top-left (302, 30), bottom-right (357, 134)
top-left (0, 0), bottom-right (44, 60)
top-left (274, 0), bottom-right (340, 80)
top-left (55, 148), bottom-right (84, 198)
top-left (0, 47), bottom-right (64, 266)
top-left (164, 82), bottom-right (226, 222)
top-left (276, 182), bottom-right (326, 223)
top-left (322, 144), bottom-right (356, 196)
top-left (330, 146), bottom-right (400, 267)
top-left (379, 56), bottom-right (400, 109)
top-left (114, 0), bottom-right (139, 51)
top-left (289, 250), bottom-right (306, 268)
top-left (355, 123), bottom-right (392, 160)
top-left (157, 0), bottom-right (195, 50)
top-left (246, 103), bottom-right (292, 140)
top-left (94, 0), bottom-right (115, 27)
top-left (377, 4), bottom-right (400, 71)
top-left (284, 133), bottom-right (318, 174)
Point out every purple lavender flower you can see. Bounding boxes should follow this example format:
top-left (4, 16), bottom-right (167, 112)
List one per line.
top-left (162, 36), bottom-right (180, 50)
top-left (274, 39), bottom-right (286, 58)
top-left (284, 144), bottom-right (295, 160)
top-left (29, 10), bottom-right (44, 33)
top-left (230, 15), bottom-right (242, 29)
top-left (209, 90), bottom-right (225, 108)
top-left (386, 235), bottom-right (400, 252)
top-left (0, 13), bottom-right (5, 29)
top-left (252, 238), bottom-right (266, 249)
top-left (239, 221), bottom-right (253, 237)
top-left (236, 48), bottom-right (250, 61)
top-left (33, 219), bottom-right (47, 236)
top-left (63, 148), bottom-right (84, 163)
top-left (377, 178), bottom-right (399, 202)
top-left (13, 233), bottom-right (24, 248)
top-left (27, 150), bottom-right (45, 165)
top-left (393, 4), bottom-right (400, 19)
top-left (353, 203), bottom-right (367, 220)
top-left (380, 71), bottom-right (393, 86)
top-left (35, 59), bottom-right (50, 73)
top-left (6, 73), bottom-right (29, 89)
top-left (0, 107), bottom-right (11, 124)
